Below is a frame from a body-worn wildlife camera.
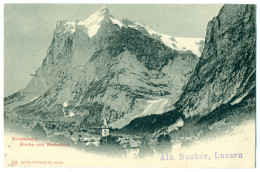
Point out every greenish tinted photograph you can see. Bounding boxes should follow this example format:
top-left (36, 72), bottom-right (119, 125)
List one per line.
top-left (4, 4), bottom-right (256, 168)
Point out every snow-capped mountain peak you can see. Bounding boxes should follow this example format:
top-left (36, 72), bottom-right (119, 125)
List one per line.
top-left (79, 6), bottom-right (110, 25)
top-left (122, 18), bottom-right (204, 57)
top-left (77, 7), bottom-right (111, 37)
top-left (57, 7), bottom-right (204, 55)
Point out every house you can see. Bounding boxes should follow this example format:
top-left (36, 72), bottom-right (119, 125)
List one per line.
top-left (80, 134), bottom-right (101, 146)
top-left (125, 138), bottom-right (140, 158)
top-left (128, 138), bottom-right (138, 148)
top-left (85, 138), bottom-right (101, 146)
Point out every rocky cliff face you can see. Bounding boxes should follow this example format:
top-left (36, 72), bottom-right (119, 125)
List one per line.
top-left (122, 4), bottom-right (256, 134)
top-left (4, 7), bottom-right (203, 133)
top-left (175, 4), bottom-right (256, 117)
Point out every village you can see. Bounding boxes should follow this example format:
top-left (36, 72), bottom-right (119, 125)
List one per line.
top-left (5, 114), bottom-right (172, 158)
top-left (74, 118), bottom-right (144, 158)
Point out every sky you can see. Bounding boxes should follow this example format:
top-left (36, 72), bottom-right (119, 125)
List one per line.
top-left (4, 4), bottom-right (223, 96)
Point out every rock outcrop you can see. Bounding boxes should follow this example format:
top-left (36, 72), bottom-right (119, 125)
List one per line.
top-left (175, 4), bottom-right (256, 117)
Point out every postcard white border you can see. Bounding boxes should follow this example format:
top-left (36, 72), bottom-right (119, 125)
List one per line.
top-left (0, 0), bottom-right (259, 171)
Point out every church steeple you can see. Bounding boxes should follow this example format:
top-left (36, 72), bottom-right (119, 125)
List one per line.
top-left (103, 117), bottom-right (108, 128)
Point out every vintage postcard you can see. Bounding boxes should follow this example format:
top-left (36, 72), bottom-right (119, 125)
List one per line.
top-left (3, 4), bottom-right (256, 168)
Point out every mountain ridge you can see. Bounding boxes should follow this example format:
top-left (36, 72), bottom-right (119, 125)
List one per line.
top-left (54, 7), bottom-right (204, 56)
top-left (4, 7), bottom-right (203, 133)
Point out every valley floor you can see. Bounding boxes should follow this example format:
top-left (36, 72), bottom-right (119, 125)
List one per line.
top-left (4, 114), bottom-right (255, 168)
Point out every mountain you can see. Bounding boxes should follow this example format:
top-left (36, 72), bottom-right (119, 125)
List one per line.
top-left (123, 4), bottom-right (256, 134)
top-left (4, 7), bottom-right (204, 135)
top-left (175, 4), bottom-right (256, 116)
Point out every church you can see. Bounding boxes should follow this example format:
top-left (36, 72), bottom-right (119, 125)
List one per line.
top-left (101, 118), bottom-right (109, 137)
